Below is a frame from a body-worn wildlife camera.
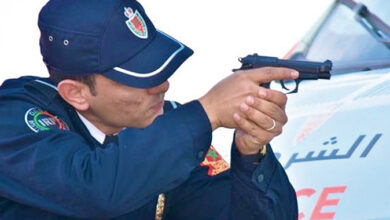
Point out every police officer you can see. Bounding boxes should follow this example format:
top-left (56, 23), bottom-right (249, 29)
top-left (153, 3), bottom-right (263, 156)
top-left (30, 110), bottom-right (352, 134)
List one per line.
top-left (0, 0), bottom-right (298, 219)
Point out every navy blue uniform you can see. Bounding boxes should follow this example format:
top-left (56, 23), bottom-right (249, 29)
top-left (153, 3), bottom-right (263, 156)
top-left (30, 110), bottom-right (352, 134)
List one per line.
top-left (0, 76), bottom-right (297, 219)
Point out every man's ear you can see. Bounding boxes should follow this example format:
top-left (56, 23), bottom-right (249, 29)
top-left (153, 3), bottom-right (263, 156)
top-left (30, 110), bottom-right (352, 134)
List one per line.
top-left (57, 80), bottom-right (91, 111)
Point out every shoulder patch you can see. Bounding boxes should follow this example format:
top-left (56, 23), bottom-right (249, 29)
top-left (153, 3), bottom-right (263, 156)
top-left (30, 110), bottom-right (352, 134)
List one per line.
top-left (200, 145), bottom-right (230, 176)
top-left (24, 107), bottom-right (69, 132)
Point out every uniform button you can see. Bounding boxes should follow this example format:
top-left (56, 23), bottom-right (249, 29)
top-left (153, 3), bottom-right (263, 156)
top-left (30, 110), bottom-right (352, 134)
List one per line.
top-left (257, 174), bottom-right (264, 183)
top-left (197, 151), bottom-right (205, 159)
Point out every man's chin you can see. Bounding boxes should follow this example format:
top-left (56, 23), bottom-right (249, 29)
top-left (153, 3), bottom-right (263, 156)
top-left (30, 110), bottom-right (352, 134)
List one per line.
top-left (136, 109), bottom-right (165, 129)
top-left (150, 109), bottom-right (164, 124)
top-left (156, 108), bottom-right (164, 117)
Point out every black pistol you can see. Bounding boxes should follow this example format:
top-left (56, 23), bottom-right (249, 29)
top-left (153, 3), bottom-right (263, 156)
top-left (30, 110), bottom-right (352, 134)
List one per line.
top-left (233, 54), bottom-right (332, 93)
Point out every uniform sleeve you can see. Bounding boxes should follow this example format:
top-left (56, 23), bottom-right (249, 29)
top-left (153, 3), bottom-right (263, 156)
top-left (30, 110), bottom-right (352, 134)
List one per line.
top-left (229, 142), bottom-right (298, 219)
top-left (0, 99), bottom-right (212, 218)
top-left (161, 142), bottom-right (297, 220)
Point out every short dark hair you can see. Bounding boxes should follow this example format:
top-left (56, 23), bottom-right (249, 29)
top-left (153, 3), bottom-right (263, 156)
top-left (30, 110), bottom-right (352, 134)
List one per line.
top-left (47, 67), bottom-right (97, 96)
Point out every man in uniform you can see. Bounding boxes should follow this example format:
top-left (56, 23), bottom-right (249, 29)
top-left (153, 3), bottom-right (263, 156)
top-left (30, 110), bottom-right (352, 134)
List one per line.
top-left (0, 0), bottom-right (298, 219)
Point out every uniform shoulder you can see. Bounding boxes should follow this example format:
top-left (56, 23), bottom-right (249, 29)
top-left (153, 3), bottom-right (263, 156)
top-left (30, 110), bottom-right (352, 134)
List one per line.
top-left (0, 76), bottom-right (58, 106)
top-left (0, 76), bottom-right (39, 91)
top-left (0, 76), bottom-right (67, 136)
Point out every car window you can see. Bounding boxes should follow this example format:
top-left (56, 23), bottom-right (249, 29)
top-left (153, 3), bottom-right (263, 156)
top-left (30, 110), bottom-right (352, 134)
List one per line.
top-left (304, 0), bottom-right (390, 64)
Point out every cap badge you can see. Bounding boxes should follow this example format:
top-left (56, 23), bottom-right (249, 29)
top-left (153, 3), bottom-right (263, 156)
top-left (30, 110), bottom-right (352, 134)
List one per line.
top-left (124, 7), bottom-right (148, 39)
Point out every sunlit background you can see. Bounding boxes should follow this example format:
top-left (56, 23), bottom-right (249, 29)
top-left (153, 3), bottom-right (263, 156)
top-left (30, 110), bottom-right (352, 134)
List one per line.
top-left (0, 0), bottom-right (333, 160)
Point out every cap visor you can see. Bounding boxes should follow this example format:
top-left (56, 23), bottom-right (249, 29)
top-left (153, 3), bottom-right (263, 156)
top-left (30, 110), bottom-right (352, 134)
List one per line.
top-left (102, 30), bottom-right (193, 88)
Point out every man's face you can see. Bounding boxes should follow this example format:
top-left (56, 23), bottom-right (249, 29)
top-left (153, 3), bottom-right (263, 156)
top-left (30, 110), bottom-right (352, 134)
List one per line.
top-left (85, 75), bottom-right (169, 133)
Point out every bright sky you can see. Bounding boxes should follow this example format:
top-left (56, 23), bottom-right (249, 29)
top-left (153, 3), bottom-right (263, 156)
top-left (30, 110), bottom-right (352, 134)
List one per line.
top-left (0, 0), bottom-right (333, 159)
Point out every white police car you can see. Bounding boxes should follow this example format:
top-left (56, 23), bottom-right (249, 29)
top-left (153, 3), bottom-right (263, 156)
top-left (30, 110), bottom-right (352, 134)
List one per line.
top-left (271, 0), bottom-right (390, 219)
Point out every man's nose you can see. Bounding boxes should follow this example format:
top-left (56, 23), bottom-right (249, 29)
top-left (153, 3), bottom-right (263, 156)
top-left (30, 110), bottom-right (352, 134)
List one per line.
top-left (147, 81), bottom-right (170, 94)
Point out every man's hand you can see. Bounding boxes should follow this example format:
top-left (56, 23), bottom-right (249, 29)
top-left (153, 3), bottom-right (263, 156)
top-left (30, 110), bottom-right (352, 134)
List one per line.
top-left (198, 67), bottom-right (298, 131)
top-left (233, 88), bottom-right (288, 155)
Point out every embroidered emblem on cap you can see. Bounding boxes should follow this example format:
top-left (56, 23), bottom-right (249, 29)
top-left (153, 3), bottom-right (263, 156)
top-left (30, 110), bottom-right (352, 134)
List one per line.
top-left (124, 7), bottom-right (148, 39)
top-left (200, 145), bottom-right (230, 176)
top-left (25, 107), bottom-right (70, 132)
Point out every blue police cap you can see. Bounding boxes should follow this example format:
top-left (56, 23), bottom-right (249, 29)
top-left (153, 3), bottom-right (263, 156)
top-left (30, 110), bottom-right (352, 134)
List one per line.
top-left (38, 0), bottom-right (193, 88)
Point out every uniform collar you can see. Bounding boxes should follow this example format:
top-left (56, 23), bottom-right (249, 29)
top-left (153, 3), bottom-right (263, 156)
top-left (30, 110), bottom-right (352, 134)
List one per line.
top-left (76, 112), bottom-right (106, 144)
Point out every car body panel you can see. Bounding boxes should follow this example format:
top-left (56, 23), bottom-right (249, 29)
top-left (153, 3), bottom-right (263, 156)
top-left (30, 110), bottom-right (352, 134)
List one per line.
top-left (272, 0), bottom-right (390, 218)
top-left (273, 68), bottom-right (390, 219)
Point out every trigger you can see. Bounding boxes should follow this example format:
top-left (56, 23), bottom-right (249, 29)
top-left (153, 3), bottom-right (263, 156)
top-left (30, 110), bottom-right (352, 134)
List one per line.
top-left (280, 80), bottom-right (290, 91)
